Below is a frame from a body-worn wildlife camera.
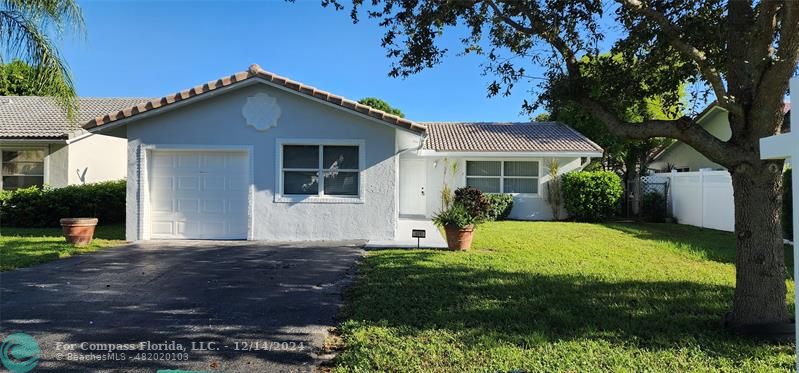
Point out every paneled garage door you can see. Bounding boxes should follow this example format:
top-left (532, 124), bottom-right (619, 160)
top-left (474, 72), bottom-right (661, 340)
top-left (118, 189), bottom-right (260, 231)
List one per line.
top-left (148, 150), bottom-right (249, 239)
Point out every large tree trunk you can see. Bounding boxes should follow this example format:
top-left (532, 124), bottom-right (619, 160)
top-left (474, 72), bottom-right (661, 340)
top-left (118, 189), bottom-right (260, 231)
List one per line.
top-left (730, 163), bottom-right (790, 326)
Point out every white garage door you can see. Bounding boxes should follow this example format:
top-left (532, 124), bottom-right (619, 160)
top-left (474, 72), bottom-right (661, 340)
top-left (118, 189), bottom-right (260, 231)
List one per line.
top-left (148, 150), bottom-right (249, 239)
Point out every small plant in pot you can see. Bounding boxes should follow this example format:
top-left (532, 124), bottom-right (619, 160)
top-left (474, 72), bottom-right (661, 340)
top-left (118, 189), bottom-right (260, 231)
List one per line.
top-left (433, 187), bottom-right (491, 250)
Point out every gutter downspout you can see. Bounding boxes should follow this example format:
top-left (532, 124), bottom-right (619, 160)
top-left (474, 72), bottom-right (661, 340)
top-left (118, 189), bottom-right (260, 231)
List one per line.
top-left (577, 157), bottom-right (593, 171)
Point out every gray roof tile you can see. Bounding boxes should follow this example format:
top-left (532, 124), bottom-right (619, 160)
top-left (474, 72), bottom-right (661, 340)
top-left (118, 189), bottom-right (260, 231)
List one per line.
top-left (423, 122), bottom-right (603, 153)
top-left (0, 96), bottom-right (152, 139)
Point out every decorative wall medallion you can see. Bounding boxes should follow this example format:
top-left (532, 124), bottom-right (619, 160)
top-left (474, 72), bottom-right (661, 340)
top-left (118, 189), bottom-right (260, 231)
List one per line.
top-left (242, 92), bottom-right (281, 131)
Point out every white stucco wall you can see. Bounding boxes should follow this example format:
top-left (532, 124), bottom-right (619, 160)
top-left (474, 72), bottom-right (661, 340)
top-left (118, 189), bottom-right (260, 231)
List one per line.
top-left (67, 132), bottom-right (127, 185)
top-left (123, 82), bottom-right (402, 241)
top-left (416, 155), bottom-right (583, 220)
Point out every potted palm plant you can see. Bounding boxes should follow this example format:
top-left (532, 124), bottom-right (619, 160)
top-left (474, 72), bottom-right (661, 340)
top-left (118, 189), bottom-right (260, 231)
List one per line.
top-left (433, 203), bottom-right (479, 250)
top-left (433, 187), bottom-right (491, 250)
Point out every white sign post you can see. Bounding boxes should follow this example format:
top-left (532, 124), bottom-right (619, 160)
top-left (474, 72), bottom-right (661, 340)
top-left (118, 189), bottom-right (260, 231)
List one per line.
top-left (760, 77), bottom-right (798, 369)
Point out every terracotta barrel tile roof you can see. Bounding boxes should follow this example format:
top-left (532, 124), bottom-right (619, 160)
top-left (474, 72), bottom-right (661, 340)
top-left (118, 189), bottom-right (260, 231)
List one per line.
top-left (0, 97), bottom-right (152, 139)
top-left (83, 64), bottom-right (426, 134)
top-left (423, 122), bottom-right (603, 153)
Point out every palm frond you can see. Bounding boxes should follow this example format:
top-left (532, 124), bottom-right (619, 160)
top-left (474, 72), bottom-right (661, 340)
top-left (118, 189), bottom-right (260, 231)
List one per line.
top-left (0, 0), bottom-right (83, 121)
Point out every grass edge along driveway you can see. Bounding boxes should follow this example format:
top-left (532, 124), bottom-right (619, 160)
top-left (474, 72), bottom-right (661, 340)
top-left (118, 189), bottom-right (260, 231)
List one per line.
top-left (332, 221), bottom-right (795, 372)
top-left (1, 225), bottom-right (125, 271)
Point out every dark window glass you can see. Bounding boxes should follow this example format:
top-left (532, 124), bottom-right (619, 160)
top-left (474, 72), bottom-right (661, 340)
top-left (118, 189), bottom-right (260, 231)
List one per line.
top-left (323, 146), bottom-right (359, 170)
top-left (283, 171), bottom-right (319, 195)
top-left (282, 145), bottom-right (318, 169)
top-left (324, 171), bottom-right (358, 195)
top-left (2, 176), bottom-right (44, 190)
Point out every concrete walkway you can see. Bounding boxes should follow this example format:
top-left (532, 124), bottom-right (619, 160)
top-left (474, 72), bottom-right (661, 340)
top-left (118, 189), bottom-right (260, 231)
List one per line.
top-left (366, 217), bottom-right (448, 249)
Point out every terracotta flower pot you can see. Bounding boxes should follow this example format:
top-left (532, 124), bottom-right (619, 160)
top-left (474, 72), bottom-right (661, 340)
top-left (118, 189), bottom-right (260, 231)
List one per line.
top-left (60, 218), bottom-right (99, 246)
top-left (444, 225), bottom-right (475, 251)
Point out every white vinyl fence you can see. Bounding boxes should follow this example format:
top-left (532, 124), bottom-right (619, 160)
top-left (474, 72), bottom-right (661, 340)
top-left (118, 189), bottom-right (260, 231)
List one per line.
top-left (654, 170), bottom-right (735, 232)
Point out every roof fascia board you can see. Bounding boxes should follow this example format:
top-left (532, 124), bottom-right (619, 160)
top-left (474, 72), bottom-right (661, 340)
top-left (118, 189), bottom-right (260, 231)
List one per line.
top-left (86, 79), bottom-right (261, 135)
top-left (417, 150), bottom-right (603, 158)
top-left (0, 139), bottom-right (66, 144)
top-left (696, 105), bottom-right (727, 125)
top-left (87, 77), bottom-right (425, 136)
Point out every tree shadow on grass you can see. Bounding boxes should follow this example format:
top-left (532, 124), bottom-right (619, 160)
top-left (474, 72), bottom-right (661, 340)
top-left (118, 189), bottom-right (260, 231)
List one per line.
top-left (345, 250), bottom-right (788, 358)
top-left (603, 222), bottom-right (795, 280)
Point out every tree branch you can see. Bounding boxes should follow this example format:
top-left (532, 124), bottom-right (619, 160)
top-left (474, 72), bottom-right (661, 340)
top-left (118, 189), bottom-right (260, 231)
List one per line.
top-left (750, 0), bottom-right (781, 76)
top-left (577, 97), bottom-right (746, 167)
top-left (753, 0), bottom-right (799, 138)
top-left (483, 0), bottom-right (745, 167)
top-left (483, 0), bottom-right (580, 77)
top-left (616, 0), bottom-right (741, 116)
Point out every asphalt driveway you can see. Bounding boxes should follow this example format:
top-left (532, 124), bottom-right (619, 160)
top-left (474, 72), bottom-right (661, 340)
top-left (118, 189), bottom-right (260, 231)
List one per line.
top-left (0, 240), bottom-right (364, 372)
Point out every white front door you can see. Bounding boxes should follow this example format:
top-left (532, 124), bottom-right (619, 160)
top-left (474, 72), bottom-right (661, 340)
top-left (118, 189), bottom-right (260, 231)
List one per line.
top-left (399, 159), bottom-right (426, 216)
top-left (148, 150), bottom-right (249, 240)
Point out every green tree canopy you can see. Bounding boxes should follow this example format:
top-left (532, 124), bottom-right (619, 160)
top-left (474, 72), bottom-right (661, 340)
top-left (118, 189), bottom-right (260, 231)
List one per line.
top-left (358, 97), bottom-right (405, 118)
top-left (547, 55), bottom-right (680, 180)
top-left (0, 0), bottom-right (85, 118)
top-left (0, 59), bottom-right (67, 96)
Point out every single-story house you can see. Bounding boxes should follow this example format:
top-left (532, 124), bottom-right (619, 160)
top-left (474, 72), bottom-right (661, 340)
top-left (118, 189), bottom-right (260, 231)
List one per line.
top-left (81, 64), bottom-right (602, 241)
top-left (0, 97), bottom-right (147, 190)
top-left (649, 102), bottom-right (791, 172)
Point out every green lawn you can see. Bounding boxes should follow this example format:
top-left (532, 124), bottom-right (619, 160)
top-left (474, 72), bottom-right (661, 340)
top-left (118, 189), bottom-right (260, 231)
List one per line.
top-left (333, 222), bottom-right (796, 372)
top-left (0, 225), bottom-right (125, 271)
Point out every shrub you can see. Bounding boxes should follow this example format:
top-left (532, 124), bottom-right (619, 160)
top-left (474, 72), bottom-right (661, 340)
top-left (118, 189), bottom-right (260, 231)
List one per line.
top-left (432, 203), bottom-right (479, 229)
top-left (785, 168), bottom-right (793, 240)
top-left (561, 171), bottom-right (623, 222)
top-left (642, 191), bottom-right (667, 223)
top-left (484, 193), bottom-right (513, 221)
top-left (0, 180), bottom-right (126, 227)
top-left (453, 187), bottom-right (491, 222)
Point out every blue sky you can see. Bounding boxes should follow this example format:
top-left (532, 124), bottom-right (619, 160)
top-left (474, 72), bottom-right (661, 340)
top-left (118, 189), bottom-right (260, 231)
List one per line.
top-left (57, 1), bottom-right (546, 122)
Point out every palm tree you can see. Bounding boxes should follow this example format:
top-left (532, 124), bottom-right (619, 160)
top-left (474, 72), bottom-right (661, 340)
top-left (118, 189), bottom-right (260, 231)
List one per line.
top-left (0, 0), bottom-right (84, 118)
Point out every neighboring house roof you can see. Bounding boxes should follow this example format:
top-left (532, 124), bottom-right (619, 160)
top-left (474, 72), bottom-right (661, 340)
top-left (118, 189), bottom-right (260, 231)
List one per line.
top-left (83, 64), bottom-right (427, 134)
top-left (422, 122), bottom-right (603, 154)
top-left (0, 97), bottom-right (151, 139)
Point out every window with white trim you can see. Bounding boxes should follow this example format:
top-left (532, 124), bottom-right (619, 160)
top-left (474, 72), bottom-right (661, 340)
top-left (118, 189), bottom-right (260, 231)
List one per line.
top-left (2, 149), bottom-right (45, 190)
top-left (282, 145), bottom-right (360, 196)
top-left (466, 160), bottom-right (539, 194)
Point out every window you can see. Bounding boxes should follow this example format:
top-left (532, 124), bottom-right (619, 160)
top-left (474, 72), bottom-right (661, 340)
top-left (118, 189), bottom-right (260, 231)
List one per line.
top-left (466, 160), bottom-right (539, 194)
top-left (281, 144), bottom-right (360, 197)
top-left (2, 149), bottom-right (45, 190)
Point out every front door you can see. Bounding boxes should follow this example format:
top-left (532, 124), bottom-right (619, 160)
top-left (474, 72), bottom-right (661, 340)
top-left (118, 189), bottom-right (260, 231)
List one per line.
top-left (399, 159), bottom-right (427, 216)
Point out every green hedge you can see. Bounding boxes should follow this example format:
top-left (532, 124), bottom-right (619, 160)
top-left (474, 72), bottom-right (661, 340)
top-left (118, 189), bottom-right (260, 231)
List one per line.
top-left (561, 171), bottom-right (623, 222)
top-left (785, 169), bottom-right (793, 240)
top-left (0, 180), bottom-right (126, 227)
top-left (484, 193), bottom-right (514, 221)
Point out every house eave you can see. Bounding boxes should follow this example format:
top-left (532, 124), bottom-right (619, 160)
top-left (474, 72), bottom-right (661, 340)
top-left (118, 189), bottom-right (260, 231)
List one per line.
top-left (416, 150), bottom-right (604, 158)
top-left (0, 138), bottom-right (67, 144)
top-left (85, 76), bottom-right (426, 137)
